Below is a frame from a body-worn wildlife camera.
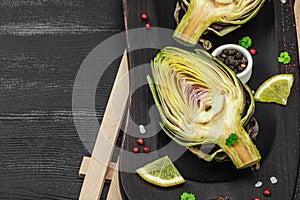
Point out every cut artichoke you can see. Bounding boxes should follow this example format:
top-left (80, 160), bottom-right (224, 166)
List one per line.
top-left (147, 47), bottom-right (261, 169)
top-left (173, 0), bottom-right (266, 46)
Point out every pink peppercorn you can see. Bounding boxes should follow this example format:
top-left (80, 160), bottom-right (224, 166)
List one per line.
top-left (143, 146), bottom-right (150, 153)
top-left (137, 138), bottom-right (144, 146)
top-left (249, 48), bottom-right (257, 55)
top-left (141, 14), bottom-right (148, 21)
top-left (263, 189), bottom-right (271, 197)
top-left (133, 147), bottom-right (139, 153)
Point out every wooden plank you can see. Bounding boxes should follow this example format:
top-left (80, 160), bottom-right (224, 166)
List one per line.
top-left (120, 0), bottom-right (300, 199)
top-left (0, 0), bottom-right (123, 35)
top-left (295, 0), bottom-right (300, 60)
top-left (79, 156), bottom-right (91, 178)
top-left (79, 156), bottom-right (122, 200)
top-left (104, 162), bottom-right (117, 181)
top-left (0, 0), bottom-right (125, 199)
top-left (79, 51), bottom-right (129, 200)
top-left (107, 160), bottom-right (122, 200)
top-left (79, 156), bottom-right (117, 181)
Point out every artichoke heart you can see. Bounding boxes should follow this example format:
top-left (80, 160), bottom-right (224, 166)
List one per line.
top-left (173, 0), bottom-right (266, 46)
top-left (147, 47), bottom-right (261, 169)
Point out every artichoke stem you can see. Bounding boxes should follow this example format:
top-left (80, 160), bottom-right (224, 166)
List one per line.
top-left (217, 128), bottom-right (261, 169)
top-left (173, 0), bottom-right (212, 46)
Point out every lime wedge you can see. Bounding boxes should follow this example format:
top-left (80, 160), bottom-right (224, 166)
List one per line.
top-left (254, 74), bottom-right (294, 105)
top-left (136, 156), bottom-right (185, 187)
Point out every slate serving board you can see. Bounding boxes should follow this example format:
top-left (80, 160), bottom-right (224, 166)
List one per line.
top-left (119, 0), bottom-right (300, 199)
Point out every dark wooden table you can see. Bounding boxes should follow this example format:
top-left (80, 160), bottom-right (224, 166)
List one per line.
top-left (1, 0), bottom-right (300, 200)
top-left (0, 1), bottom-right (124, 199)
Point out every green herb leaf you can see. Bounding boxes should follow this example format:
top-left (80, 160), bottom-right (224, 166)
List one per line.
top-left (278, 51), bottom-right (291, 64)
top-left (225, 133), bottom-right (239, 146)
top-left (181, 192), bottom-right (196, 200)
top-left (238, 36), bottom-right (252, 49)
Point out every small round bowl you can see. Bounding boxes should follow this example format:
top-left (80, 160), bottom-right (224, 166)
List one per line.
top-left (212, 44), bottom-right (253, 84)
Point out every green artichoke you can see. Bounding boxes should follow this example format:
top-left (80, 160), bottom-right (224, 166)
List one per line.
top-left (147, 47), bottom-right (261, 169)
top-left (173, 0), bottom-right (266, 46)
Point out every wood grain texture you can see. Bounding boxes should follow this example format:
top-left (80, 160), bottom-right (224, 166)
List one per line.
top-left (0, 0), bottom-right (125, 199)
top-left (120, 0), bottom-right (300, 199)
top-left (295, 0), bottom-right (300, 60)
top-left (0, 0), bottom-right (300, 199)
top-left (293, 1), bottom-right (300, 199)
top-left (0, 0), bottom-right (123, 35)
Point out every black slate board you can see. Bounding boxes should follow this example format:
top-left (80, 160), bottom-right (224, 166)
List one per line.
top-left (119, 0), bottom-right (300, 199)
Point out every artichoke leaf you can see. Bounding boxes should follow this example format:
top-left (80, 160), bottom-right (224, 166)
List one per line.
top-left (206, 25), bottom-right (241, 37)
top-left (188, 147), bottom-right (224, 162)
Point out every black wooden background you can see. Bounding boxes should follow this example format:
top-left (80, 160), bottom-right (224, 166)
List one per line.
top-left (1, 0), bottom-right (300, 200)
top-left (0, 1), bottom-right (124, 199)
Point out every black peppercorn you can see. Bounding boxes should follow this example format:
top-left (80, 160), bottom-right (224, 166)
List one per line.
top-left (216, 49), bottom-right (248, 74)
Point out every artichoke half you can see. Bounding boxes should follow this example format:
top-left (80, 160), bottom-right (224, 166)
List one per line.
top-left (147, 47), bottom-right (261, 169)
top-left (173, 0), bottom-right (266, 46)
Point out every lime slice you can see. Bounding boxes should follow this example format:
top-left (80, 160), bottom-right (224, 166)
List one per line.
top-left (136, 156), bottom-right (185, 187)
top-left (254, 74), bottom-right (294, 105)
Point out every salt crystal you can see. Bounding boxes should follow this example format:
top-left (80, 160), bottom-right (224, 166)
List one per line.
top-left (280, 0), bottom-right (286, 4)
top-left (139, 125), bottom-right (146, 134)
top-left (255, 181), bottom-right (263, 188)
top-left (270, 176), bottom-right (278, 184)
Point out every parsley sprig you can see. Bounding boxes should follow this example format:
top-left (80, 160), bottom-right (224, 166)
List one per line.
top-left (225, 133), bottom-right (239, 146)
top-left (238, 36), bottom-right (252, 49)
top-left (278, 51), bottom-right (291, 64)
top-left (181, 192), bottom-right (196, 200)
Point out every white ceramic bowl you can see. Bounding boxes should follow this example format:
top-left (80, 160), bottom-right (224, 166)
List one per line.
top-left (212, 44), bottom-right (253, 84)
